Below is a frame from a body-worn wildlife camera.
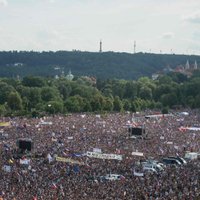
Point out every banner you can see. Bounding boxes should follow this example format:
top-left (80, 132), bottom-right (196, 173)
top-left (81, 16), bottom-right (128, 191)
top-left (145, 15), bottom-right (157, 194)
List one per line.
top-left (86, 151), bottom-right (122, 161)
top-left (93, 148), bottom-right (102, 153)
top-left (39, 121), bottom-right (52, 125)
top-left (52, 138), bottom-right (57, 142)
top-left (160, 136), bottom-right (164, 140)
top-left (132, 152), bottom-right (144, 156)
top-left (145, 114), bottom-right (173, 119)
top-left (0, 122), bottom-right (10, 127)
top-left (3, 165), bottom-right (11, 172)
top-left (20, 159), bottom-right (30, 165)
top-left (56, 156), bottom-right (84, 165)
top-left (185, 127), bottom-right (200, 131)
top-left (133, 170), bottom-right (144, 177)
top-left (166, 141), bottom-right (173, 145)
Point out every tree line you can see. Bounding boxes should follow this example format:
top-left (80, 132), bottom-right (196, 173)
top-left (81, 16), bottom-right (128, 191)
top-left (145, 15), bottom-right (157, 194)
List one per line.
top-left (0, 71), bottom-right (200, 117)
top-left (0, 51), bottom-right (200, 80)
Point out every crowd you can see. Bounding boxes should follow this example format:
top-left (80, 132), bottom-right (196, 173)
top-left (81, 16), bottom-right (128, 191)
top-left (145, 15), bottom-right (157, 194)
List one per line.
top-left (0, 109), bottom-right (199, 200)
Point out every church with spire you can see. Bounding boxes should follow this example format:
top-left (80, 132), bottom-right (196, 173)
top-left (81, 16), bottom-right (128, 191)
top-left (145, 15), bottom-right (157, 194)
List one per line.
top-left (173, 60), bottom-right (199, 77)
top-left (152, 60), bottom-right (199, 80)
top-left (194, 60), bottom-right (198, 70)
top-left (185, 60), bottom-right (190, 70)
top-left (184, 60), bottom-right (198, 71)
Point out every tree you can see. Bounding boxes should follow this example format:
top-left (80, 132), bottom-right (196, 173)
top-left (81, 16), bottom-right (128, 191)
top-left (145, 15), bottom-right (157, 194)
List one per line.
top-left (133, 98), bottom-right (146, 111)
top-left (185, 96), bottom-right (195, 108)
top-left (111, 80), bottom-right (126, 99)
top-left (103, 97), bottom-right (114, 111)
top-left (113, 96), bottom-right (123, 112)
top-left (82, 99), bottom-right (92, 112)
top-left (139, 86), bottom-right (152, 100)
top-left (162, 107), bottom-right (169, 114)
top-left (90, 94), bottom-right (105, 111)
top-left (41, 87), bottom-right (60, 102)
top-left (123, 99), bottom-right (131, 111)
top-left (0, 104), bottom-right (6, 116)
top-left (45, 101), bottom-right (64, 114)
top-left (130, 101), bottom-right (137, 112)
top-left (102, 86), bottom-right (113, 98)
top-left (7, 91), bottom-right (23, 110)
top-left (22, 76), bottom-right (46, 87)
top-left (124, 81), bottom-right (137, 99)
top-left (64, 95), bottom-right (84, 112)
top-left (28, 88), bottom-right (42, 109)
top-left (155, 102), bottom-right (162, 109)
top-left (169, 72), bottom-right (188, 83)
top-left (184, 78), bottom-right (200, 97)
top-left (71, 85), bottom-right (98, 99)
top-left (57, 81), bottom-right (72, 100)
top-left (158, 75), bottom-right (173, 85)
top-left (194, 95), bottom-right (200, 108)
top-left (153, 84), bottom-right (172, 101)
top-left (160, 93), bottom-right (178, 107)
top-left (0, 82), bottom-right (15, 104)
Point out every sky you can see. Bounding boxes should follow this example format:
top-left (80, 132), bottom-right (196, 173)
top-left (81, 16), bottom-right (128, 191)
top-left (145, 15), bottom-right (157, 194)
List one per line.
top-left (0, 0), bottom-right (200, 54)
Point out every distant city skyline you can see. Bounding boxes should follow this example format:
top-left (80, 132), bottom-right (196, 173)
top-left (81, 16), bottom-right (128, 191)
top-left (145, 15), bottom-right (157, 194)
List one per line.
top-left (0, 0), bottom-right (200, 55)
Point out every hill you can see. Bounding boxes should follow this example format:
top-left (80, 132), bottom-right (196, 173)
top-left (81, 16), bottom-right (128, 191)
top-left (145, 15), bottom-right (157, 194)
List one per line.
top-left (0, 51), bottom-right (200, 79)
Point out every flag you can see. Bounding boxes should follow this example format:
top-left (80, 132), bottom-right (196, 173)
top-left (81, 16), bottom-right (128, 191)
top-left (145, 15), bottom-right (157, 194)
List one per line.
top-left (120, 175), bottom-right (126, 181)
top-left (3, 144), bottom-right (10, 150)
top-left (159, 147), bottom-right (164, 154)
top-left (115, 149), bottom-right (121, 154)
top-left (73, 165), bottom-right (80, 173)
top-left (52, 182), bottom-right (57, 189)
top-left (47, 153), bottom-right (53, 163)
top-left (72, 153), bottom-right (83, 157)
top-left (8, 159), bottom-right (13, 164)
top-left (66, 165), bottom-right (70, 175)
top-left (132, 122), bottom-right (138, 127)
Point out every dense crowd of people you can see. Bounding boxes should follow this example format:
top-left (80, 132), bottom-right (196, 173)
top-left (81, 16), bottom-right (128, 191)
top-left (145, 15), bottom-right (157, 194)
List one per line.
top-left (0, 109), bottom-right (200, 200)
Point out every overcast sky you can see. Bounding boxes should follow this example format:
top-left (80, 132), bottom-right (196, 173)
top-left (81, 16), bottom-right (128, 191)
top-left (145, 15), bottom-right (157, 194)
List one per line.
top-left (0, 0), bottom-right (200, 54)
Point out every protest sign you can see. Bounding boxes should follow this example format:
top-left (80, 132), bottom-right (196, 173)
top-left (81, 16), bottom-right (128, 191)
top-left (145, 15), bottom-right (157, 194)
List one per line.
top-left (86, 151), bottom-right (122, 161)
top-left (132, 152), bottom-right (144, 156)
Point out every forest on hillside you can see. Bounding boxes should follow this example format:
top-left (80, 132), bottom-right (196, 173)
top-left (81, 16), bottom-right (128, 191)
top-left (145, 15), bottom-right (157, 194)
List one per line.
top-left (0, 51), bottom-right (200, 79)
top-left (0, 70), bottom-right (200, 117)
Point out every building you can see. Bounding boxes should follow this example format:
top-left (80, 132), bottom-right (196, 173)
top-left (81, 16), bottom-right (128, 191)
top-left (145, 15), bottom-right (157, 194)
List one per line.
top-left (152, 73), bottom-right (159, 80)
top-left (194, 61), bottom-right (198, 70)
top-left (185, 60), bottom-right (190, 70)
top-left (66, 70), bottom-right (74, 81)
